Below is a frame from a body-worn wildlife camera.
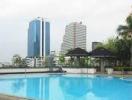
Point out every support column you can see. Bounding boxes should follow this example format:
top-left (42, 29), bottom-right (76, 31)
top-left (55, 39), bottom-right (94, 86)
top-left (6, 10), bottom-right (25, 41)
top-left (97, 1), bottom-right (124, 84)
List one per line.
top-left (130, 44), bottom-right (132, 67)
top-left (100, 59), bottom-right (105, 72)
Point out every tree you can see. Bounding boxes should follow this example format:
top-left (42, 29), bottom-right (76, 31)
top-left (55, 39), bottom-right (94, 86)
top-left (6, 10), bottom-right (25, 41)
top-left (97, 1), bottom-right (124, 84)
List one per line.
top-left (116, 39), bottom-right (131, 66)
top-left (59, 54), bottom-right (65, 66)
top-left (19, 59), bottom-right (28, 67)
top-left (12, 54), bottom-right (22, 67)
top-left (97, 37), bottom-right (130, 66)
top-left (117, 13), bottom-right (132, 66)
top-left (102, 38), bottom-right (118, 53)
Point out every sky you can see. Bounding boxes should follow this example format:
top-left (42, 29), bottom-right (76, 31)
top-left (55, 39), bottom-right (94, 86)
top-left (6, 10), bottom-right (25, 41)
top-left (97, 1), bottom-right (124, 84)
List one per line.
top-left (0, 0), bottom-right (131, 62)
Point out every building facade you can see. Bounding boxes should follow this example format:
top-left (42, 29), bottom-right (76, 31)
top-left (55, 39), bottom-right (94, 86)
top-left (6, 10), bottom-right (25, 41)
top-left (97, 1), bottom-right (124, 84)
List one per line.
top-left (61, 22), bottom-right (86, 54)
top-left (27, 17), bottom-right (50, 58)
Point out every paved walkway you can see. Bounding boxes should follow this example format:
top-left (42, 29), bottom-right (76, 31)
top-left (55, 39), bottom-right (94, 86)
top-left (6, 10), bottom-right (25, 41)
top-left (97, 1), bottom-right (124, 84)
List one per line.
top-left (0, 94), bottom-right (31, 100)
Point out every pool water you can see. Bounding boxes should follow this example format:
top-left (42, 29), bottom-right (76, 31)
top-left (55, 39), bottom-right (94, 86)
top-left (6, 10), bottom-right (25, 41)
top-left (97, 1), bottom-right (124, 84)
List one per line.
top-left (0, 74), bottom-right (132, 100)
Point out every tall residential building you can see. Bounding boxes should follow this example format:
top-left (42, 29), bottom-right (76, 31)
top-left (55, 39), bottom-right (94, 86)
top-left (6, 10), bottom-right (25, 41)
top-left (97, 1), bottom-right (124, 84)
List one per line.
top-left (61, 22), bottom-right (86, 54)
top-left (27, 17), bottom-right (50, 58)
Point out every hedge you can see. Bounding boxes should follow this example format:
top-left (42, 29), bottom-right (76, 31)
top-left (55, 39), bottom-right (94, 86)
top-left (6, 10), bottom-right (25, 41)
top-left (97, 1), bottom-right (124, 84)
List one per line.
top-left (113, 67), bottom-right (132, 71)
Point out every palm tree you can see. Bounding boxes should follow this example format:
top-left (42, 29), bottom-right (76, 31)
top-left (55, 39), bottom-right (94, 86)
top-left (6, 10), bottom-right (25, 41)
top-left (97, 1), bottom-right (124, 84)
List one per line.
top-left (117, 13), bottom-right (132, 66)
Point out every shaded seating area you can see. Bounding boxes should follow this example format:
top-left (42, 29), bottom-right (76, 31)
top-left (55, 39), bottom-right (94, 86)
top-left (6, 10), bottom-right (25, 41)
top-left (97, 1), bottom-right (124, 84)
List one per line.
top-left (65, 48), bottom-right (89, 67)
top-left (66, 48), bottom-right (89, 57)
top-left (89, 47), bottom-right (116, 72)
top-left (65, 47), bottom-right (115, 72)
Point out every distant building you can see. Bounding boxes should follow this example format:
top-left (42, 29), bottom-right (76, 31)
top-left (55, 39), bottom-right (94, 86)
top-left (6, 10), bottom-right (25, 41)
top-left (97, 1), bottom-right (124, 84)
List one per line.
top-left (27, 17), bottom-right (50, 58)
top-left (92, 42), bottom-right (102, 50)
top-left (0, 62), bottom-right (11, 67)
top-left (25, 58), bottom-right (43, 67)
top-left (61, 22), bottom-right (86, 54)
top-left (25, 51), bottom-right (56, 67)
top-left (0, 63), bottom-right (2, 67)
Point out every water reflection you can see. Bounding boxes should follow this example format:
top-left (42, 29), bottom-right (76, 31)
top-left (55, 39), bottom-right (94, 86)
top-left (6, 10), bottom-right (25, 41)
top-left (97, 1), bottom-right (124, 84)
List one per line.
top-left (59, 75), bottom-right (132, 100)
top-left (93, 77), bottom-right (132, 100)
top-left (12, 79), bottom-right (25, 93)
top-left (0, 77), bottom-right (51, 100)
top-left (26, 78), bottom-right (41, 99)
top-left (26, 77), bottom-right (50, 100)
top-left (59, 76), bottom-right (92, 97)
top-left (0, 75), bottom-right (132, 100)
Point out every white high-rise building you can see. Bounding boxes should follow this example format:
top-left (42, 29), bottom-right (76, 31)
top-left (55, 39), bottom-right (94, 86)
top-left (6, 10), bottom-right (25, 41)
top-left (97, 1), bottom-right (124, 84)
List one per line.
top-left (61, 22), bottom-right (86, 54)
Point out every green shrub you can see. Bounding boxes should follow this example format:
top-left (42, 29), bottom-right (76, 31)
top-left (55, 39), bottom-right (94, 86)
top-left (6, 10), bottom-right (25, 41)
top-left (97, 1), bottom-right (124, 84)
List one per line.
top-left (114, 67), bottom-right (132, 71)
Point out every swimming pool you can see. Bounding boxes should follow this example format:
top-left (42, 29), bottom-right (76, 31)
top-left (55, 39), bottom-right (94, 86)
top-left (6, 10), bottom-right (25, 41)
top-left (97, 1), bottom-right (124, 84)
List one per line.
top-left (0, 74), bottom-right (132, 100)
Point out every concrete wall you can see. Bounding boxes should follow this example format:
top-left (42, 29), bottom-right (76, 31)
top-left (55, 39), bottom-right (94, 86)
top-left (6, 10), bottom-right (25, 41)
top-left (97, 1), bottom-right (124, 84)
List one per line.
top-left (113, 71), bottom-right (132, 75)
top-left (1, 68), bottom-right (132, 74)
top-left (0, 68), bottom-right (49, 74)
top-left (0, 68), bottom-right (97, 74)
top-left (63, 68), bottom-right (96, 74)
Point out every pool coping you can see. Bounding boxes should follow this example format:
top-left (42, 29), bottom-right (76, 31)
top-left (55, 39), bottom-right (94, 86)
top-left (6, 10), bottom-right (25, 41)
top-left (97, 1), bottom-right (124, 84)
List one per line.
top-left (0, 72), bottom-right (132, 78)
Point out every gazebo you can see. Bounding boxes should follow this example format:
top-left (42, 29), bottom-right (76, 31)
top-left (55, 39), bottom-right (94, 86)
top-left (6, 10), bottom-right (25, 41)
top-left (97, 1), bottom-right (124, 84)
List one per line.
top-left (89, 47), bottom-right (115, 72)
top-left (65, 48), bottom-right (89, 67)
top-left (66, 48), bottom-right (89, 57)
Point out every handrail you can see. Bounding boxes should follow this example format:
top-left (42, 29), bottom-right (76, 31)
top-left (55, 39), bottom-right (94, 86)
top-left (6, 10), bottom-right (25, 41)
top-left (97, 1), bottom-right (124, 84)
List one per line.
top-left (25, 68), bottom-right (26, 75)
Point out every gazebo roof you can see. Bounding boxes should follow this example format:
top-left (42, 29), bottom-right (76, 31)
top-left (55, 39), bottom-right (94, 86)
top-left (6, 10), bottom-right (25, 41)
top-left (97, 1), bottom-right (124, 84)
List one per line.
top-left (65, 48), bottom-right (89, 57)
top-left (89, 47), bottom-right (115, 58)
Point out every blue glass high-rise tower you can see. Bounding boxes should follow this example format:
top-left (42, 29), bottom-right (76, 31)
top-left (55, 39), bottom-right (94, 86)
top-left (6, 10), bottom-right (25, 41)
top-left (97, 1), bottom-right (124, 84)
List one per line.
top-left (27, 17), bottom-right (50, 58)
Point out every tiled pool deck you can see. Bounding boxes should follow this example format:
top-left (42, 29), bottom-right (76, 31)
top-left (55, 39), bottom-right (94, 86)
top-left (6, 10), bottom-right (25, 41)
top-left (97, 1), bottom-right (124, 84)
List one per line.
top-left (0, 94), bottom-right (32, 100)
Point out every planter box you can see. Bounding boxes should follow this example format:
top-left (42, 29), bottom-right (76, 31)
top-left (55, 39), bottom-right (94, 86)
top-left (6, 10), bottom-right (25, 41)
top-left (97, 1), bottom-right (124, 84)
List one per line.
top-left (106, 68), bottom-right (113, 74)
top-left (87, 68), bottom-right (96, 74)
top-left (113, 71), bottom-right (132, 75)
top-left (63, 68), bottom-right (96, 74)
top-left (0, 68), bottom-right (49, 74)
